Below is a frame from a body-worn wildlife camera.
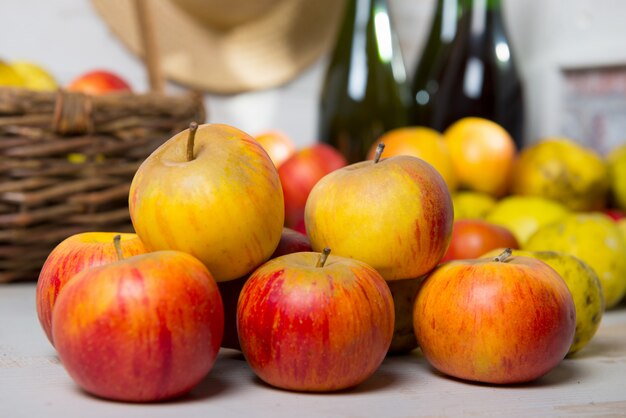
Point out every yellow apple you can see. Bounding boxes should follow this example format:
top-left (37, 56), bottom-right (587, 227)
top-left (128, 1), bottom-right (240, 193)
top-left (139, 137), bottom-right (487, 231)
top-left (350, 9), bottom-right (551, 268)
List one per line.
top-left (525, 213), bottom-right (626, 309)
top-left (305, 148), bottom-right (453, 281)
top-left (0, 60), bottom-right (24, 87)
top-left (485, 195), bottom-right (570, 245)
top-left (511, 138), bottom-right (609, 211)
top-left (10, 61), bottom-right (57, 91)
top-left (129, 123), bottom-right (284, 282)
top-left (607, 144), bottom-right (626, 211)
top-left (451, 191), bottom-right (497, 220)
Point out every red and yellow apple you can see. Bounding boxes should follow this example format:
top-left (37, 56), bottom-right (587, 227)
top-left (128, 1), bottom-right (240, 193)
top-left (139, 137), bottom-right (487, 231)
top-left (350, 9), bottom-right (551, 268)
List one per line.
top-left (129, 123), bottom-right (284, 282)
top-left (278, 143), bottom-right (346, 228)
top-left (254, 130), bottom-right (297, 169)
top-left (36, 232), bottom-right (147, 345)
top-left (305, 150), bottom-right (453, 280)
top-left (67, 69), bottom-right (132, 94)
top-left (237, 250), bottom-right (394, 392)
top-left (52, 250), bottom-right (224, 402)
top-left (219, 227), bottom-right (312, 350)
top-left (441, 219), bottom-right (519, 262)
top-left (414, 250), bottom-right (576, 384)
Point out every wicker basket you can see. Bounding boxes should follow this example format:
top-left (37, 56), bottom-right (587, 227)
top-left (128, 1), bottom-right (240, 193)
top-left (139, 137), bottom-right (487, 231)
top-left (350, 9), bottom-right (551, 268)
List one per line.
top-left (0, 87), bottom-right (205, 282)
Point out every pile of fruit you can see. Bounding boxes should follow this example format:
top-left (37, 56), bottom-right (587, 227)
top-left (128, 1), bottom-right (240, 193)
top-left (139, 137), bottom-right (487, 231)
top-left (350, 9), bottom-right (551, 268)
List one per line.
top-left (1, 58), bottom-right (132, 94)
top-left (33, 113), bottom-right (626, 401)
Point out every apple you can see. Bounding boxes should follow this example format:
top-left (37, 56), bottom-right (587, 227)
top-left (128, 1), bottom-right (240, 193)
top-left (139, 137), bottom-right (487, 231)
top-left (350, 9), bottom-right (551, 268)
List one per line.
top-left (482, 248), bottom-right (604, 356)
top-left (52, 249), bottom-right (224, 402)
top-left (525, 213), bottom-right (626, 309)
top-left (485, 195), bottom-right (570, 246)
top-left (305, 145), bottom-right (453, 280)
top-left (607, 144), bottom-right (626, 211)
top-left (36, 232), bottom-right (147, 346)
top-left (237, 249), bottom-right (394, 392)
top-left (414, 249), bottom-right (576, 384)
top-left (278, 143), bottom-right (347, 228)
top-left (451, 191), bottom-right (497, 220)
top-left (129, 123), bottom-right (284, 282)
top-left (441, 219), bottom-right (519, 262)
top-left (10, 61), bottom-right (57, 91)
top-left (603, 208), bottom-right (626, 222)
top-left (67, 69), bottom-right (132, 94)
top-left (218, 227), bottom-right (312, 350)
top-left (254, 130), bottom-right (297, 169)
top-left (387, 277), bottom-right (423, 354)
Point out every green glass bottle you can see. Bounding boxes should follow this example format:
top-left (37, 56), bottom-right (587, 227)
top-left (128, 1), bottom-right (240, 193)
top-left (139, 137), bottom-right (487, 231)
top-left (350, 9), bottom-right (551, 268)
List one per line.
top-left (411, 0), bottom-right (525, 147)
top-left (318, 0), bottom-right (411, 164)
top-left (410, 0), bottom-right (464, 127)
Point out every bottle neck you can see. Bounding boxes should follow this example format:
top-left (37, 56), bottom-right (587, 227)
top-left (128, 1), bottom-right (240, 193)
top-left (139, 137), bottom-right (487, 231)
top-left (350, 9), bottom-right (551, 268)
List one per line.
top-left (465, 0), bottom-right (502, 10)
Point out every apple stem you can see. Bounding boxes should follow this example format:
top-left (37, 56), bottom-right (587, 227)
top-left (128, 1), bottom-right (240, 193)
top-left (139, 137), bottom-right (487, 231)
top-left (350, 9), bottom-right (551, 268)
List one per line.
top-left (493, 248), bottom-right (512, 263)
top-left (186, 122), bottom-right (198, 162)
top-left (374, 143), bottom-right (385, 163)
top-left (316, 247), bottom-right (331, 268)
top-left (113, 234), bottom-right (124, 261)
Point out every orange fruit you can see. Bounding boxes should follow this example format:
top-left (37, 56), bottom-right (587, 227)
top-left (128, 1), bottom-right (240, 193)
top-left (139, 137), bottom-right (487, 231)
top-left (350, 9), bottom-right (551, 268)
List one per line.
top-left (255, 130), bottom-right (297, 169)
top-left (367, 126), bottom-right (458, 191)
top-left (443, 117), bottom-right (516, 197)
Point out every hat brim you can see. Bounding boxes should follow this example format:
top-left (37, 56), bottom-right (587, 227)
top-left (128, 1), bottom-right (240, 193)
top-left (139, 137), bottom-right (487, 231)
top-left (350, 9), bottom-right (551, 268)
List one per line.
top-left (91, 0), bottom-right (344, 94)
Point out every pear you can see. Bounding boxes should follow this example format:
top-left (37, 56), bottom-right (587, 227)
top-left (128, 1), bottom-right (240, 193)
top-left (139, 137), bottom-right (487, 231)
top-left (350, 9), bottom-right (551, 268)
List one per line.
top-left (10, 61), bottom-right (57, 91)
top-left (525, 213), bottom-right (626, 309)
top-left (511, 138), bottom-right (609, 211)
top-left (607, 144), bottom-right (626, 211)
top-left (0, 60), bottom-right (25, 87)
top-left (451, 191), bottom-right (497, 220)
top-left (483, 248), bottom-right (604, 355)
top-left (485, 195), bottom-right (569, 246)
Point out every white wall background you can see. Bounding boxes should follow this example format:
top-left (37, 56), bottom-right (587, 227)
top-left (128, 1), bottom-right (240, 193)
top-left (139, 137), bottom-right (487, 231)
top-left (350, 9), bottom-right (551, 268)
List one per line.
top-left (1, 0), bottom-right (625, 151)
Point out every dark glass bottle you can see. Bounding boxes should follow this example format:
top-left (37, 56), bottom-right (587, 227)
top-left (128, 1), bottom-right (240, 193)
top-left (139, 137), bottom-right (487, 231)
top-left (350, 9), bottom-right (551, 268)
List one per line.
top-left (410, 0), bottom-right (464, 127)
top-left (319, 0), bottom-right (411, 164)
top-left (411, 0), bottom-right (525, 147)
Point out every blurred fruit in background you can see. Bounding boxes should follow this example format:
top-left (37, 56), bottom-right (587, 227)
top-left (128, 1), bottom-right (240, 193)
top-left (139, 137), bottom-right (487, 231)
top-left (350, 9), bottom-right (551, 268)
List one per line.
top-left (367, 126), bottom-right (457, 191)
top-left (67, 69), bottom-right (132, 94)
top-left (254, 130), bottom-right (296, 169)
top-left (607, 144), bottom-right (626, 211)
top-left (451, 191), bottom-right (496, 220)
top-left (512, 138), bottom-right (609, 211)
top-left (441, 219), bottom-right (519, 262)
top-left (443, 117), bottom-right (516, 198)
top-left (485, 195), bottom-right (570, 246)
top-left (0, 60), bottom-right (26, 86)
top-left (525, 212), bottom-right (626, 309)
top-left (278, 143), bottom-right (347, 228)
top-left (603, 208), bottom-right (626, 221)
top-left (10, 61), bottom-right (57, 91)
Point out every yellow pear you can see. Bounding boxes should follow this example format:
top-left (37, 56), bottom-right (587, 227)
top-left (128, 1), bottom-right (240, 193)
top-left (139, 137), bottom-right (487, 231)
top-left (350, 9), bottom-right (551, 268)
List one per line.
top-left (451, 191), bottom-right (497, 220)
top-left (482, 248), bottom-right (604, 356)
top-left (525, 213), bottom-right (626, 309)
top-left (10, 61), bottom-right (57, 91)
top-left (511, 138), bottom-right (609, 211)
top-left (485, 195), bottom-right (570, 245)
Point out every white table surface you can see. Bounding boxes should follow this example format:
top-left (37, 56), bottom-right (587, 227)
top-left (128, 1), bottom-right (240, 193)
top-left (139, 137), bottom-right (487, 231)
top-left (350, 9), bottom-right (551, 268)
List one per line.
top-left (1, 282), bottom-right (625, 418)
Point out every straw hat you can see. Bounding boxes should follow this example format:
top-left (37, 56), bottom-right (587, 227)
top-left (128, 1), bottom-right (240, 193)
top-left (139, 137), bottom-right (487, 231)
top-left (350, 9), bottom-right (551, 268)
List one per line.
top-left (92, 0), bottom-right (345, 94)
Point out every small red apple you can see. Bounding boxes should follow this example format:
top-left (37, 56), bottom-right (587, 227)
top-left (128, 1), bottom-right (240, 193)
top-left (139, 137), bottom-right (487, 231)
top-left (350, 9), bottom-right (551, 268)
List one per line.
top-left (278, 143), bottom-right (346, 228)
top-left (255, 130), bottom-right (297, 169)
top-left (52, 250), bottom-right (224, 402)
top-left (414, 249), bottom-right (576, 384)
top-left (237, 249), bottom-right (394, 392)
top-left (603, 208), bottom-right (626, 221)
top-left (67, 69), bottom-right (132, 94)
top-left (36, 232), bottom-right (147, 345)
top-left (219, 227), bottom-right (312, 350)
top-left (441, 219), bottom-right (519, 262)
